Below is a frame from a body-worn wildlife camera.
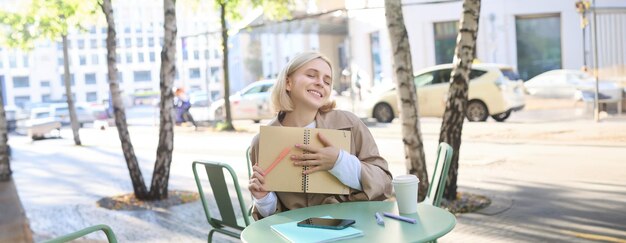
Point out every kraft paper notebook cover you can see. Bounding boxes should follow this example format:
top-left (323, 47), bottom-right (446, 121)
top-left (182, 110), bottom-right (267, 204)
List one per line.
top-left (258, 126), bottom-right (351, 194)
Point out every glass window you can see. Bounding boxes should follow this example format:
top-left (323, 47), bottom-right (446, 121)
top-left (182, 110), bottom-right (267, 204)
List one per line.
top-left (124, 26), bottom-right (131, 33)
top-left (126, 53), bottom-right (132, 63)
top-left (14, 96), bottom-right (30, 108)
top-left (138, 52), bottom-right (144, 62)
top-left (86, 92), bottom-right (98, 102)
top-left (80, 55), bottom-right (86, 65)
top-left (414, 73), bottom-right (435, 87)
top-left (60, 74), bottom-right (75, 86)
top-left (12, 76), bottom-right (29, 88)
top-left (9, 54), bottom-right (16, 68)
top-left (183, 50), bottom-right (188, 60)
top-left (148, 38), bottom-right (154, 47)
top-left (137, 37), bottom-right (143, 47)
top-left (204, 50), bottom-right (210, 60)
top-left (369, 31), bottom-right (382, 83)
top-left (193, 50), bottom-right (199, 60)
top-left (58, 57), bottom-right (64, 66)
top-left (515, 14), bottom-right (562, 80)
top-left (92, 54), bottom-right (99, 65)
top-left (85, 73), bottom-right (97, 84)
top-left (42, 94), bottom-right (51, 102)
top-left (433, 21), bottom-right (458, 65)
top-left (149, 52), bottom-right (155, 62)
top-left (41, 80), bottom-right (50, 87)
top-left (23, 55), bottom-right (29, 67)
top-left (90, 39), bottom-right (97, 48)
top-left (469, 69), bottom-right (488, 80)
top-left (436, 69), bottom-right (452, 84)
top-left (0, 59), bottom-right (3, 68)
top-left (125, 38), bottom-right (131, 48)
top-left (77, 39), bottom-right (85, 49)
top-left (189, 68), bottom-right (200, 79)
top-left (133, 70), bottom-right (151, 82)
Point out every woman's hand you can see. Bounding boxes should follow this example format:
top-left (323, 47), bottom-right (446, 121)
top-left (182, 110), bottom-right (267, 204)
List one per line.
top-left (291, 133), bottom-right (340, 175)
top-left (248, 165), bottom-right (269, 199)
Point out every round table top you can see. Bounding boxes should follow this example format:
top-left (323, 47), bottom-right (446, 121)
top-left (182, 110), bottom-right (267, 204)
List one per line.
top-left (241, 201), bottom-right (456, 242)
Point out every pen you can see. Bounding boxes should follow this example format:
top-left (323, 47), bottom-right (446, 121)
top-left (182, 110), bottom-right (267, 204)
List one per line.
top-left (382, 212), bottom-right (417, 224)
top-left (374, 212), bottom-right (385, 226)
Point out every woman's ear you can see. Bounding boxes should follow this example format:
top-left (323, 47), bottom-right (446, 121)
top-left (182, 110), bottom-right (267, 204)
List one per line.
top-left (285, 77), bottom-right (292, 92)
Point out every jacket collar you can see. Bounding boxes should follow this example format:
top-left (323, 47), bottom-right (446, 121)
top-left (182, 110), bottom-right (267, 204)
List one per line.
top-left (267, 110), bottom-right (353, 130)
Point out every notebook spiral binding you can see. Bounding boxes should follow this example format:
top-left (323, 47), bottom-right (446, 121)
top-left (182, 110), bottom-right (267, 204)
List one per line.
top-left (302, 129), bottom-right (311, 192)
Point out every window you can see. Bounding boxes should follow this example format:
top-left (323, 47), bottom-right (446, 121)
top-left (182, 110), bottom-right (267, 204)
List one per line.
top-left (433, 21), bottom-right (459, 65)
top-left (0, 59), bottom-right (3, 68)
top-left (78, 39), bottom-right (85, 49)
top-left (58, 57), bottom-right (64, 66)
top-left (193, 50), bottom-right (199, 60)
top-left (189, 68), bottom-right (200, 79)
top-left (13, 76), bottom-right (29, 88)
top-left (9, 55), bottom-right (16, 68)
top-left (86, 92), bottom-right (98, 102)
top-left (369, 31), bottom-right (382, 83)
top-left (23, 55), bottom-right (29, 67)
top-left (148, 38), bottom-right (154, 47)
top-left (204, 50), bottom-right (210, 60)
top-left (124, 26), bottom-right (131, 33)
top-left (57, 42), bottom-right (63, 50)
top-left (126, 53), bottom-right (132, 63)
top-left (107, 71), bottom-right (123, 83)
top-left (14, 96), bottom-right (30, 108)
top-left (138, 52), bottom-right (144, 63)
top-left (90, 26), bottom-right (96, 33)
top-left (40, 80), bottom-right (50, 87)
top-left (183, 50), bottom-right (188, 60)
top-left (516, 14), bottom-right (562, 80)
top-left (149, 52), bottom-right (155, 62)
top-left (90, 39), bottom-right (97, 48)
top-left (85, 73), bottom-right (97, 84)
top-left (92, 54), bottom-right (99, 65)
top-left (137, 38), bottom-right (143, 47)
top-left (42, 94), bottom-right (51, 102)
top-left (125, 38), bottom-right (131, 48)
top-left (133, 70), bottom-right (151, 82)
top-left (79, 55), bottom-right (86, 65)
top-left (101, 27), bottom-right (107, 33)
top-left (60, 74), bottom-right (75, 86)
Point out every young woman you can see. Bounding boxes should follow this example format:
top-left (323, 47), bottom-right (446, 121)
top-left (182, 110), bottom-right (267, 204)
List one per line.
top-left (248, 51), bottom-right (392, 219)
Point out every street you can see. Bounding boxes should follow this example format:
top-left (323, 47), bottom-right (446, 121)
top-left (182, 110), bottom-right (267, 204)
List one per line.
top-left (9, 108), bottom-right (626, 242)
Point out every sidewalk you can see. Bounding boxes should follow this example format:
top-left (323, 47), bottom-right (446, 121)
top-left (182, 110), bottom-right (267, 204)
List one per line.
top-left (0, 178), bottom-right (32, 243)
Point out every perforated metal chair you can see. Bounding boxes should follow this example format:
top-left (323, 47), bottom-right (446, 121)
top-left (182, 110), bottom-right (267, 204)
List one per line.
top-left (424, 142), bottom-right (454, 207)
top-left (192, 161), bottom-right (251, 242)
top-left (42, 224), bottom-right (117, 243)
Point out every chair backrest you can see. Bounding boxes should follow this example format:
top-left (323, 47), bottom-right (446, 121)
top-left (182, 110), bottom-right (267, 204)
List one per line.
top-left (43, 224), bottom-right (117, 243)
top-left (192, 161), bottom-right (250, 232)
top-left (424, 142), bottom-right (454, 207)
top-left (246, 146), bottom-right (252, 179)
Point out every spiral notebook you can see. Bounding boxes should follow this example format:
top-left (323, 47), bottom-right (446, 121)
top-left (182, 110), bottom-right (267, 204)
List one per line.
top-left (258, 126), bottom-right (351, 194)
top-left (270, 216), bottom-right (363, 243)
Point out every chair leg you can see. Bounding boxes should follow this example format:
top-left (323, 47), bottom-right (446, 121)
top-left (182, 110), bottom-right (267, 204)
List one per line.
top-left (208, 229), bottom-right (216, 243)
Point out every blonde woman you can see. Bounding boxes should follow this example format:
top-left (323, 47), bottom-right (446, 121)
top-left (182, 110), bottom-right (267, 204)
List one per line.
top-left (248, 51), bottom-right (393, 219)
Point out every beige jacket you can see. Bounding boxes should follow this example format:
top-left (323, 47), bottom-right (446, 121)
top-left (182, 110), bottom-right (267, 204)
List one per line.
top-left (249, 110), bottom-right (393, 219)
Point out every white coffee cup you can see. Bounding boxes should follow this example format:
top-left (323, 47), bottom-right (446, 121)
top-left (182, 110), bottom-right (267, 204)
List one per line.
top-left (392, 174), bottom-right (420, 214)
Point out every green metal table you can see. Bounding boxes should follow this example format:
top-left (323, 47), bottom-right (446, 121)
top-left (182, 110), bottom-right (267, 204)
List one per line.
top-left (241, 201), bottom-right (456, 242)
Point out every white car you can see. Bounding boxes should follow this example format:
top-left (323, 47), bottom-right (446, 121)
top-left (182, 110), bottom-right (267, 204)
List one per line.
top-left (48, 103), bottom-right (96, 127)
top-left (363, 63), bottom-right (526, 122)
top-left (190, 79), bottom-right (275, 123)
top-left (524, 69), bottom-right (623, 100)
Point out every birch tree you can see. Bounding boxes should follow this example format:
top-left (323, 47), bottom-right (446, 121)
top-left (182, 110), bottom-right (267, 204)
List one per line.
top-left (439, 0), bottom-right (481, 200)
top-left (384, 0), bottom-right (429, 201)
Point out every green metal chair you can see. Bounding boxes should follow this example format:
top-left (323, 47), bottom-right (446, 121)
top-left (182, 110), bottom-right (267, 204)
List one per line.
top-left (42, 224), bottom-right (117, 243)
top-left (424, 142), bottom-right (454, 207)
top-left (192, 161), bottom-right (251, 242)
top-left (245, 146), bottom-right (254, 217)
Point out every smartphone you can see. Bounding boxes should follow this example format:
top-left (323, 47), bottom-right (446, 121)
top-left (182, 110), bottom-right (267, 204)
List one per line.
top-left (297, 217), bottom-right (356, 230)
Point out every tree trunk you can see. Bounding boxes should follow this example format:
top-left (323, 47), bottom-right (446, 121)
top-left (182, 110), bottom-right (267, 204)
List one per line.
top-left (62, 34), bottom-right (81, 146)
top-left (219, 1), bottom-right (235, 131)
top-left (100, 0), bottom-right (149, 199)
top-left (0, 87), bottom-right (11, 181)
top-left (439, 0), bottom-right (481, 201)
top-left (149, 0), bottom-right (177, 199)
top-left (384, 0), bottom-right (429, 202)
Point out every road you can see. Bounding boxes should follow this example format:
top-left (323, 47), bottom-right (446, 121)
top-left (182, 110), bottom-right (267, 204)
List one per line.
top-left (9, 110), bottom-right (626, 242)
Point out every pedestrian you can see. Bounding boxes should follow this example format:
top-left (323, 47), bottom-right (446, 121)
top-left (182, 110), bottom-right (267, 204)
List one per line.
top-left (174, 88), bottom-right (197, 128)
top-left (247, 51), bottom-right (393, 219)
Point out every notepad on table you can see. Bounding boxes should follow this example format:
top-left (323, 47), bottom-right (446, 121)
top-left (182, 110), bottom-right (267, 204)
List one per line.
top-left (270, 216), bottom-right (363, 243)
top-left (258, 126), bottom-right (351, 194)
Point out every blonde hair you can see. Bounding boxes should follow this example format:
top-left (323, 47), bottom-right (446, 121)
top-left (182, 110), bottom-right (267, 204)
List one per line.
top-left (271, 51), bottom-right (336, 113)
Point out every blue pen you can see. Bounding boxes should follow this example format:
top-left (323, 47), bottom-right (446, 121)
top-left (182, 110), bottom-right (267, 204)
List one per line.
top-left (374, 212), bottom-right (385, 226)
top-left (382, 212), bottom-right (417, 224)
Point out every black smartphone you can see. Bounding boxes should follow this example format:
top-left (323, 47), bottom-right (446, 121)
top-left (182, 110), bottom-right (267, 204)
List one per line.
top-left (296, 217), bottom-right (356, 230)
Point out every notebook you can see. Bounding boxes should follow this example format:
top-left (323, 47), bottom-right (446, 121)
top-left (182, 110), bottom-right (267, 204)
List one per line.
top-left (258, 126), bottom-right (351, 194)
top-left (271, 216), bottom-right (363, 243)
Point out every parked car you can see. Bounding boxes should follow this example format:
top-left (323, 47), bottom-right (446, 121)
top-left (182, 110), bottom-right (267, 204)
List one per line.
top-left (15, 107), bottom-right (62, 139)
top-left (4, 105), bottom-right (27, 132)
top-left (524, 69), bottom-right (623, 100)
top-left (363, 63), bottom-right (526, 122)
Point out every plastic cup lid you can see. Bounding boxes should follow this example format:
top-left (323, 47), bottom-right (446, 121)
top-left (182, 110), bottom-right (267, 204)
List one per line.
top-left (392, 174), bottom-right (419, 184)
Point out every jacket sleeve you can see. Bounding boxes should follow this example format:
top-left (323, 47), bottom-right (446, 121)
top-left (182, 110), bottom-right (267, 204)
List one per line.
top-left (348, 117), bottom-right (393, 201)
top-left (249, 135), bottom-right (287, 220)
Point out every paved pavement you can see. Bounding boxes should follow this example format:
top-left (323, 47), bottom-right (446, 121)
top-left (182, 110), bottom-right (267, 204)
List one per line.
top-left (2, 106), bottom-right (626, 242)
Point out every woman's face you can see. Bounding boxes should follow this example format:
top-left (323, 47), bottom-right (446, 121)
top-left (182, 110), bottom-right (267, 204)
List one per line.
top-left (286, 58), bottom-right (332, 110)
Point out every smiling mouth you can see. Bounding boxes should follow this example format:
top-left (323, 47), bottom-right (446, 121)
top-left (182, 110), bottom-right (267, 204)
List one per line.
top-left (307, 90), bottom-right (323, 98)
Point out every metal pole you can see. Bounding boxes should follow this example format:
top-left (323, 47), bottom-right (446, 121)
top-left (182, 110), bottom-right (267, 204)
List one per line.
top-left (592, 1), bottom-right (600, 122)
